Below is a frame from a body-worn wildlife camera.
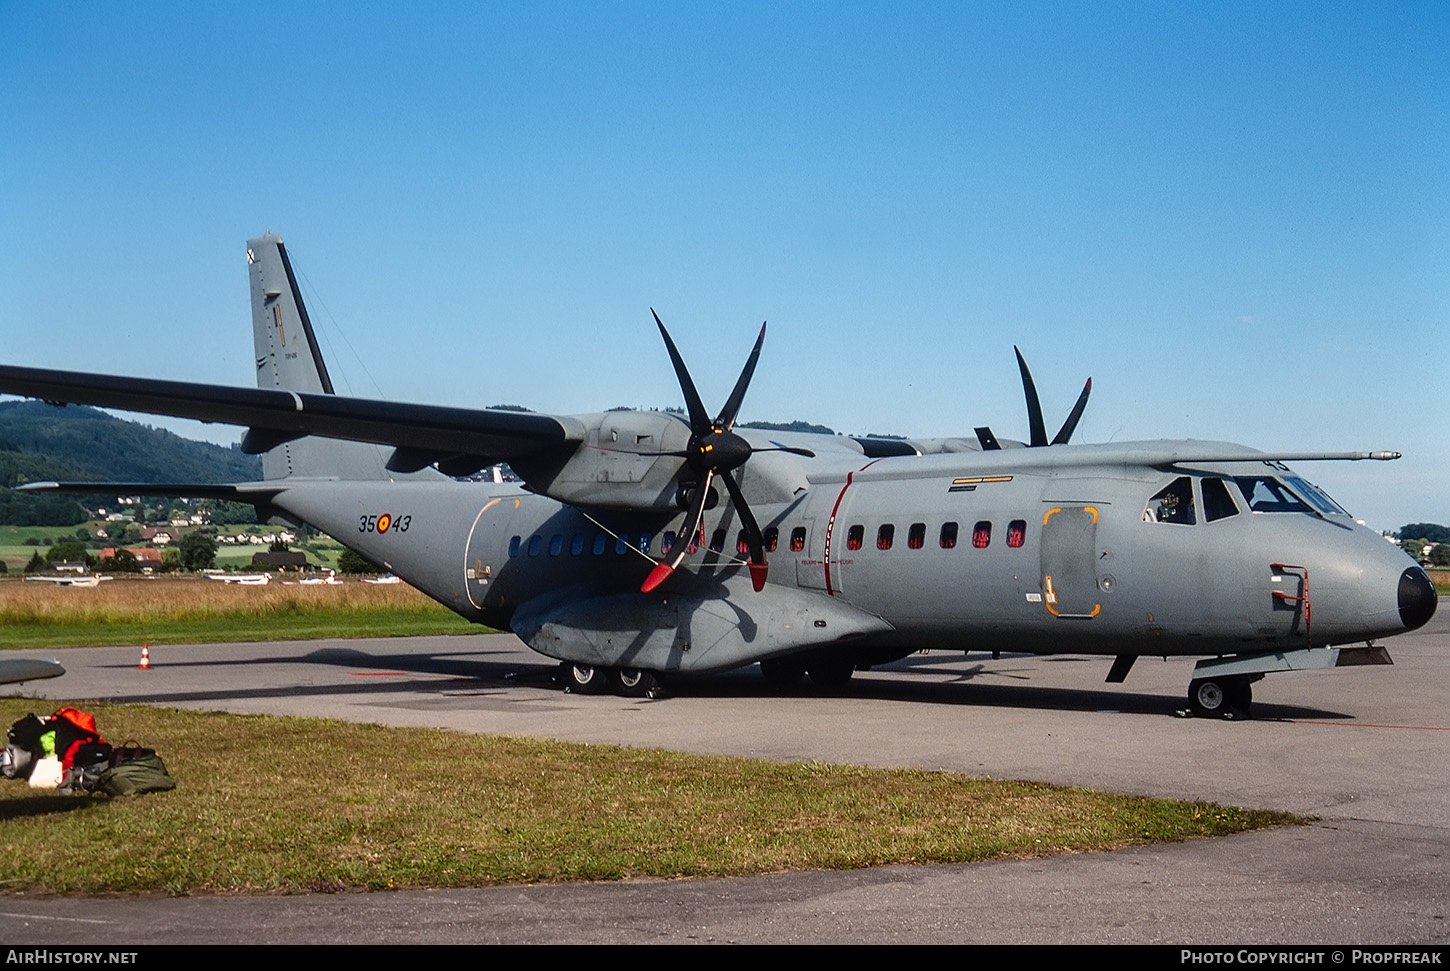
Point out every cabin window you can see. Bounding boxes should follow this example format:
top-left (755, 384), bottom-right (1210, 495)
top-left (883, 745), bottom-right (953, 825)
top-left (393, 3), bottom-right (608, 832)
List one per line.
top-left (940, 522), bottom-right (958, 549)
top-left (1201, 478), bottom-right (1240, 522)
top-left (593, 534), bottom-right (607, 556)
top-left (661, 530), bottom-right (677, 555)
top-left (637, 532), bottom-right (653, 553)
top-left (846, 525), bottom-right (864, 551)
top-left (570, 534), bottom-right (584, 555)
top-left (508, 535), bottom-right (522, 557)
top-left (877, 524), bottom-right (895, 550)
top-left (528, 535), bottom-right (542, 556)
top-left (615, 534), bottom-right (630, 555)
top-left (908, 522), bottom-right (926, 549)
top-left (764, 527), bottom-right (779, 552)
top-left (790, 527), bottom-right (806, 552)
top-left (972, 521), bottom-right (991, 548)
top-left (709, 529), bottom-right (726, 553)
top-left (1146, 476), bottom-right (1197, 524)
top-left (1007, 520), bottom-right (1026, 548)
top-left (1233, 476), bottom-right (1312, 515)
top-left (548, 534), bottom-right (563, 556)
top-left (737, 530), bottom-right (750, 555)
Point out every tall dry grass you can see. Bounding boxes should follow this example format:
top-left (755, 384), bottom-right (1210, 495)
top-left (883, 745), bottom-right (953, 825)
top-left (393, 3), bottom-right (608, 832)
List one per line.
top-left (0, 575), bottom-right (442, 625)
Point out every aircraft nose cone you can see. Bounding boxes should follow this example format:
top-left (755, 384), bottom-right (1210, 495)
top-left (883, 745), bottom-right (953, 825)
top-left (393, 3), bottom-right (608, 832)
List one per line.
top-left (1398, 566), bottom-right (1438, 631)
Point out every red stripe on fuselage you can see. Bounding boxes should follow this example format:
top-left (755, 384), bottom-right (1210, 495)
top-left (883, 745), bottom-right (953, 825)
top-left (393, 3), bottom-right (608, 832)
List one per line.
top-left (823, 459), bottom-right (880, 597)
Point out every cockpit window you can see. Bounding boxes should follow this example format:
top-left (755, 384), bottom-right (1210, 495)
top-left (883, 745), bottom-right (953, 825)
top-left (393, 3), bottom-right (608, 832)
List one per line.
top-left (1145, 476), bottom-right (1196, 525)
top-left (1282, 475), bottom-right (1350, 516)
top-left (1201, 477), bottom-right (1240, 522)
top-left (1233, 476), bottom-right (1313, 514)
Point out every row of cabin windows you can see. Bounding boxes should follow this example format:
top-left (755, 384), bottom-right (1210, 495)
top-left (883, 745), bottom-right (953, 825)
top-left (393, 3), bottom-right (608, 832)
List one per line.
top-left (842, 520), bottom-right (1026, 551)
top-left (507, 519), bottom-right (1029, 559)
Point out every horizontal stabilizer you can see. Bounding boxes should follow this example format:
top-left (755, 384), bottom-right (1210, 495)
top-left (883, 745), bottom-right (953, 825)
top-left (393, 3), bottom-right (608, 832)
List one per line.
top-left (18, 481), bottom-right (285, 501)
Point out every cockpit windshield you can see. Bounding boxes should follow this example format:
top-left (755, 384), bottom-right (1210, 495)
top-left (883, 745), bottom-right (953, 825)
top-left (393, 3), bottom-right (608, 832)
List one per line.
top-left (1233, 475), bottom-right (1347, 516)
top-left (1281, 475), bottom-right (1351, 516)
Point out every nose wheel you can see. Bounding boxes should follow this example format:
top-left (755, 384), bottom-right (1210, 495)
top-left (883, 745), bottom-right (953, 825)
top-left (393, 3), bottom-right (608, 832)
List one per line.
top-left (1188, 676), bottom-right (1253, 720)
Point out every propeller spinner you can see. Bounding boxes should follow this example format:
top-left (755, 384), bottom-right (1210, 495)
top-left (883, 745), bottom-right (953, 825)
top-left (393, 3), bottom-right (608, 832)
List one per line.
top-left (642, 311), bottom-right (808, 594)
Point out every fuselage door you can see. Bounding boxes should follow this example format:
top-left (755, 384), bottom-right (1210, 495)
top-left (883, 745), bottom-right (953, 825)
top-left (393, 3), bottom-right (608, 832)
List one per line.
top-left (1040, 504), bottom-right (1102, 619)
top-left (464, 495), bottom-right (523, 612)
top-left (794, 519), bottom-right (827, 590)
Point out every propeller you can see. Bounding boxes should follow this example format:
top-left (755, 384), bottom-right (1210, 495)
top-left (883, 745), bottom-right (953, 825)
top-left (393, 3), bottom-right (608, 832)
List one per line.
top-left (1014, 346), bottom-right (1091, 447)
top-left (641, 311), bottom-right (811, 594)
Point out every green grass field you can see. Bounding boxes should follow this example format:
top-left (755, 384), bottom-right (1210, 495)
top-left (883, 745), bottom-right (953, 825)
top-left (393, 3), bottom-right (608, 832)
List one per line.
top-left (0, 700), bottom-right (1302, 895)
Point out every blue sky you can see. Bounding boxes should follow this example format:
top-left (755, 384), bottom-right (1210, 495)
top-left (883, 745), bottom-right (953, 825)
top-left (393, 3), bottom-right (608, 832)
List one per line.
top-left (2, 2), bottom-right (1445, 531)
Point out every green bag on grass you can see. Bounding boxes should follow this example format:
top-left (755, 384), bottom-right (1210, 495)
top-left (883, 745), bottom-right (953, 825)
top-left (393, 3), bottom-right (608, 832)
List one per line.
top-left (100, 752), bottom-right (176, 796)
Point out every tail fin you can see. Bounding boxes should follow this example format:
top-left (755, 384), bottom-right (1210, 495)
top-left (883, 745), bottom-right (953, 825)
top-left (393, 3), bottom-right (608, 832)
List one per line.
top-left (246, 234), bottom-right (412, 481)
top-left (248, 232), bottom-right (336, 397)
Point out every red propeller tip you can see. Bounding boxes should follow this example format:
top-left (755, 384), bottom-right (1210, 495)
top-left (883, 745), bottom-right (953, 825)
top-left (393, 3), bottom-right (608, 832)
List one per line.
top-left (749, 562), bottom-right (768, 592)
top-left (641, 562), bottom-right (674, 594)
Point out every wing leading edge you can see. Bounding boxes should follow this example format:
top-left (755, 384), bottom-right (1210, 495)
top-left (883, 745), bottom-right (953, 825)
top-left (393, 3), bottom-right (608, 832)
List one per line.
top-left (0, 364), bottom-right (586, 472)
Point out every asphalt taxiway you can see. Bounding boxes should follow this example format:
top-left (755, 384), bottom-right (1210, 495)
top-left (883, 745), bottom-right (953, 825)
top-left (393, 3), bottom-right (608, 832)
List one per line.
top-left (3, 613), bottom-right (1446, 944)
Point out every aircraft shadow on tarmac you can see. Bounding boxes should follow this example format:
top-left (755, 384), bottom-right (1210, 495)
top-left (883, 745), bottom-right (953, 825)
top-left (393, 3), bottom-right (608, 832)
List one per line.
top-left (84, 646), bottom-right (1352, 722)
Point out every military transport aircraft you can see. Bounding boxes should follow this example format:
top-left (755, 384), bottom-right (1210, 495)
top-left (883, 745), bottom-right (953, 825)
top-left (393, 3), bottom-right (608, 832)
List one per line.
top-left (0, 235), bottom-right (1436, 718)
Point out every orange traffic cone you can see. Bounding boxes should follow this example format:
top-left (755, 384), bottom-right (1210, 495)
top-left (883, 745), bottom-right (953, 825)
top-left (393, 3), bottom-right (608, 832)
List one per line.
top-left (139, 645), bottom-right (151, 671)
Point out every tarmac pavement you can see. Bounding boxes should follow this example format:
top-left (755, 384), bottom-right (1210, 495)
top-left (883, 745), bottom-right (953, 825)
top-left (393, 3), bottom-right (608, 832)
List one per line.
top-left (2, 612), bottom-right (1446, 944)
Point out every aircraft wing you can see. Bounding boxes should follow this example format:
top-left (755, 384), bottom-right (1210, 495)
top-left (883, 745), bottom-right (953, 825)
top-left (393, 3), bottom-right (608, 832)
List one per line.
top-left (0, 658), bottom-right (65, 686)
top-left (0, 364), bottom-right (586, 464)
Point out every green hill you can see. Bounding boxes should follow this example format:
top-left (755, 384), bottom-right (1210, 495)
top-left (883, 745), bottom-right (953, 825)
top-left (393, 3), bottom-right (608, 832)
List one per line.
top-left (0, 401), bottom-right (261, 525)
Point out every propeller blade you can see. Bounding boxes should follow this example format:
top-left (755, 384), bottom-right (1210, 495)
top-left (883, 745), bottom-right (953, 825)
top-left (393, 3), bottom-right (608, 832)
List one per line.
top-left (1014, 346), bottom-right (1048, 448)
top-left (719, 471), bottom-right (768, 591)
top-left (717, 322), bottom-right (766, 430)
top-left (1051, 377), bottom-right (1092, 445)
top-left (652, 310), bottom-right (711, 433)
top-left (642, 470), bottom-right (714, 594)
top-left (761, 442), bottom-right (816, 458)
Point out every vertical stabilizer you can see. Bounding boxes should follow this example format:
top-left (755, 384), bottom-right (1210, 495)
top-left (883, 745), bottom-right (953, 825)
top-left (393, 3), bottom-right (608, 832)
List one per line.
top-left (246, 234), bottom-right (420, 481)
top-left (249, 233), bottom-right (335, 398)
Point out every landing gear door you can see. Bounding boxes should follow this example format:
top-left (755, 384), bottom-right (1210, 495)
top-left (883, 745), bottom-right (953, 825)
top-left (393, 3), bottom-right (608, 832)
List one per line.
top-left (1040, 505), bottom-right (1101, 619)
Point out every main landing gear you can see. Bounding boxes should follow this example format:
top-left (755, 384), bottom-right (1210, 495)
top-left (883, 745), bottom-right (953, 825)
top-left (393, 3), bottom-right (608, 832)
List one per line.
top-left (1187, 676), bottom-right (1255, 720)
top-left (559, 663), bottom-right (663, 699)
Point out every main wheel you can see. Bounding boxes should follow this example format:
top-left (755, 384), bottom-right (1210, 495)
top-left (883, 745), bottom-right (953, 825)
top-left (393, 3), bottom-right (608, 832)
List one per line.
top-left (1189, 677), bottom-right (1251, 719)
top-left (1190, 678), bottom-right (1227, 714)
top-left (563, 663), bottom-right (609, 695)
top-left (615, 668), bottom-right (657, 698)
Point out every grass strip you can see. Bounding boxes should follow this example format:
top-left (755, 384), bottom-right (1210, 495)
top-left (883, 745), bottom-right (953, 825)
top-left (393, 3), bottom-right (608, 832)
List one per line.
top-left (0, 577), bottom-right (484, 648)
top-left (0, 699), bottom-right (1302, 895)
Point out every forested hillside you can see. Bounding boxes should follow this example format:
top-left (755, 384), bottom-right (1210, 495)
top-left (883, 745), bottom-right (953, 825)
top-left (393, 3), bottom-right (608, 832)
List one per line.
top-left (0, 402), bottom-right (261, 525)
